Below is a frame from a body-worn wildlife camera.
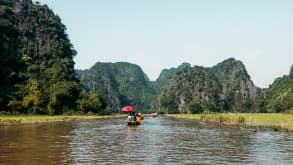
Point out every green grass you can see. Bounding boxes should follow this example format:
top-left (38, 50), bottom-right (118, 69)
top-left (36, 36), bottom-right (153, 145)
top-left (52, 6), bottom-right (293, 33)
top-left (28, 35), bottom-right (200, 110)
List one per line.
top-left (243, 113), bottom-right (293, 131)
top-left (167, 113), bottom-right (293, 131)
top-left (0, 114), bottom-right (126, 125)
top-left (166, 114), bottom-right (202, 120)
top-left (200, 113), bottom-right (245, 126)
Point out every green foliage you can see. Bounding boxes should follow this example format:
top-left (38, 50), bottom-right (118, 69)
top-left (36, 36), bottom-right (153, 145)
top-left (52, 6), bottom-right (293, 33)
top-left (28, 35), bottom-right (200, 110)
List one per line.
top-left (159, 93), bottom-right (179, 114)
top-left (1, 1), bottom-right (83, 115)
top-left (77, 91), bottom-right (106, 114)
top-left (267, 75), bottom-right (293, 112)
top-left (7, 100), bottom-right (22, 114)
top-left (20, 79), bottom-right (41, 113)
top-left (48, 81), bottom-right (80, 114)
top-left (0, 3), bottom-right (22, 110)
top-left (187, 100), bottom-right (203, 114)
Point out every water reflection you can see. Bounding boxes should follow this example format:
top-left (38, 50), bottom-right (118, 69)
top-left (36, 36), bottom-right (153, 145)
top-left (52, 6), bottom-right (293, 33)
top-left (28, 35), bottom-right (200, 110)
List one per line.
top-left (1, 117), bottom-right (293, 164)
top-left (124, 125), bottom-right (142, 145)
top-left (0, 122), bottom-right (72, 165)
top-left (66, 119), bottom-right (147, 164)
top-left (150, 118), bottom-right (254, 164)
top-left (248, 131), bottom-right (293, 164)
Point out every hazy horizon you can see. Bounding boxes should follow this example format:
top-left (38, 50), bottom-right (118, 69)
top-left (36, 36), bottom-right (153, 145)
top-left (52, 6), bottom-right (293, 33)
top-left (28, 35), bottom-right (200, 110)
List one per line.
top-left (34, 0), bottom-right (293, 88)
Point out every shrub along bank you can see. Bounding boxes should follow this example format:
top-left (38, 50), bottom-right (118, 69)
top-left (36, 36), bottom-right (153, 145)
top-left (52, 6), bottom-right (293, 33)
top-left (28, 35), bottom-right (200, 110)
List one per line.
top-left (167, 113), bottom-right (293, 132)
top-left (0, 114), bottom-right (126, 125)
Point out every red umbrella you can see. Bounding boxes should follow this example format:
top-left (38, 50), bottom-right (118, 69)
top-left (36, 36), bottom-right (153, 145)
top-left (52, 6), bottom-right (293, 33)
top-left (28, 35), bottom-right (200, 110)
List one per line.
top-left (121, 105), bottom-right (135, 112)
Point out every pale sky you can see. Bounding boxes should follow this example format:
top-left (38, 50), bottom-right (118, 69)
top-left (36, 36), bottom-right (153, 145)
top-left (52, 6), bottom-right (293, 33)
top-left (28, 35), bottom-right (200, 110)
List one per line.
top-left (34, 0), bottom-right (293, 88)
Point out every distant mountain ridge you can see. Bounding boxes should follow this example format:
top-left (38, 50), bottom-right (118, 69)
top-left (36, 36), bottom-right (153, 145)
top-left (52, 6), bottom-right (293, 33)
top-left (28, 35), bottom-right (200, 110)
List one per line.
top-left (153, 62), bottom-right (191, 90)
top-left (76, 61), bottom-right (193, 112)
top-left (76, 59), bottom-right (292, 113)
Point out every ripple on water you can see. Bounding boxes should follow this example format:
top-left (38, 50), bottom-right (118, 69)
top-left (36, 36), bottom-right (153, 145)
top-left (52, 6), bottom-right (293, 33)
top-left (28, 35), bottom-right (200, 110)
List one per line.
top-left (1, 117), bottom-right (293, 164)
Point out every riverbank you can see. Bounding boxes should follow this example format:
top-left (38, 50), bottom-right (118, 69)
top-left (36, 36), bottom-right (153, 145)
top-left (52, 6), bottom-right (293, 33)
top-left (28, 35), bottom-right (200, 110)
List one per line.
top-left (167, 113), bottom-right (293, 132)
top-left (0, 114), bottom-right (127, 126)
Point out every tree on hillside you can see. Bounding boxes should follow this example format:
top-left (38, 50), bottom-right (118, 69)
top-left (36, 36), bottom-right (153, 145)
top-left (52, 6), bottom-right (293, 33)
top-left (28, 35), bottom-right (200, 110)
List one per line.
top-left (1, 1), bottom-right (84, 114)
top-left (77, 90), bottom-right (107, 114)
top-left (0, 3), bottom-right (24, 111)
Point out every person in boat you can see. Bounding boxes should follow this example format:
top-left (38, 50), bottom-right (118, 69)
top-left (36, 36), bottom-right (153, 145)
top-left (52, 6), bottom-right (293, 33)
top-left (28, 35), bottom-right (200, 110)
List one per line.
top-left (140, 113), bottom-right (144, 120)
top-left (128, 111), bottom-right (136, 122)
top-left (152, 112), bottom-right (158, 117)
top-left (137, 113), bottom-right (144, 120)
top-left (135, 114), bottom-right (141, 123)
top-left (127, 114), bottom-right (131, 121)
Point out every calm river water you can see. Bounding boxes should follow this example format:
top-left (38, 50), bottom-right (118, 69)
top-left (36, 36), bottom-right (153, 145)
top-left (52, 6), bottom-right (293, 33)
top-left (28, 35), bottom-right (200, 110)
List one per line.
top-left (1, 116), bottom-right (293, 165)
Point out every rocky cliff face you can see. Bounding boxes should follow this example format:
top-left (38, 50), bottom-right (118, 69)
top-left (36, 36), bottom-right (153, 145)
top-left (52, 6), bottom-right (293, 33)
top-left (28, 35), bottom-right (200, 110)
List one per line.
top-left (153, 63), bottom-right (191, 91)
top-left (0, 0), bottom-right (80, 114)
top-left (211, 58), bottom-right (262, 109)
top-left (158, 58), bottom-right (264, 113)
top-left (76, 62), bottom-right (155, 112)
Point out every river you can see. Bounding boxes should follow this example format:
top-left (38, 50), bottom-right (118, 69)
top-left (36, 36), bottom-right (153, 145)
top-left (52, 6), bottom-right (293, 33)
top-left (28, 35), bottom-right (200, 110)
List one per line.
top-left (1, 116), bottom-right (293, 164)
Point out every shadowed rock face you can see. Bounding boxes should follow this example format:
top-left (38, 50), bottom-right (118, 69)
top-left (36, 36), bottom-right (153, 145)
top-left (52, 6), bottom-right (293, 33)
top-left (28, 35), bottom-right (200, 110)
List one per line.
top-left (76, 62), bottom-right (155, 112)
top-left (211, 58), bottom-right (260, 100)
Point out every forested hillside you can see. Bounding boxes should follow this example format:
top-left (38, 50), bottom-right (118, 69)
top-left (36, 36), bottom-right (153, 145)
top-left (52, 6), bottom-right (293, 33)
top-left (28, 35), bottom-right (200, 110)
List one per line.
top-left (158, 58), bottom-right (266, 113)
top-left (153, 62), bottom-right (191, 91)
top-left (76, 59), bottom-right (292, 114)
top-left (76, 62), bottom-right (156, 112)
top-left (266, 65), bottom-right (293, 112)
top-left (1, 1), bottom-right (291, 115)
top-left (0, 0), bottom-right (105, 114)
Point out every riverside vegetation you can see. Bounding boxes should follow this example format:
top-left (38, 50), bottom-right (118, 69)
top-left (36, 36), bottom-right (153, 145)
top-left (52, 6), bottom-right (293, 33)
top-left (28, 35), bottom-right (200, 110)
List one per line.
top-left (0, 0), bottom-right (107, 115)
top-left (166, 114), bottom-right (245, 126)
top-left (0, 114), bottom-right (126, 125)
top-left (168, 114), bottom-right (293, 131)
top-left (1, 0), bottom-right (293, 128)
